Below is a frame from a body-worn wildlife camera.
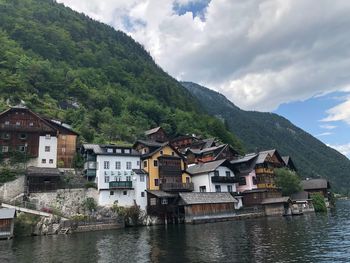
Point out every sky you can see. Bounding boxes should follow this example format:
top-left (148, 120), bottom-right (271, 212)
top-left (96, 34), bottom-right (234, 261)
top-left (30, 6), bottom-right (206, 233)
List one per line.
top-left (57, 0), bottom-right (350, 158)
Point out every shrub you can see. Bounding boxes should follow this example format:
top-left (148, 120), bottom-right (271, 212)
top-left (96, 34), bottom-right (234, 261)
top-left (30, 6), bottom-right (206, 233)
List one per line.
top-left (0, 168), bottom-right (18, 183)
top-left (311, 193), bottom-right (327, 212)
top-left (84, 182), bottom-right (97, 189)
top-left (82, 197), bottom-right (97, 212)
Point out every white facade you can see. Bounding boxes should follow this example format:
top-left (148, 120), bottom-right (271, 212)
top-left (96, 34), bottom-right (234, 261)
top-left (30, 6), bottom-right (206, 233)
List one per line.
top-left (96, 154), bottom-right (147, 210)
top-left (191, 166), bottom-right (237, 193)
top-left (37, 135), bottom-right (57, 168)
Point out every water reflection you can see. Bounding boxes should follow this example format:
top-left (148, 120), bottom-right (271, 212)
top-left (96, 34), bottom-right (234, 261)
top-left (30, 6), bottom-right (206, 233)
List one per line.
top-left (0, 201), bottom-right (349, 263)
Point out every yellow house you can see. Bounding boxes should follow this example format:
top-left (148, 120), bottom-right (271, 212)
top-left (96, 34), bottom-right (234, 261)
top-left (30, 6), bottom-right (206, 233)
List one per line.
top-left (134, 140), bottom-right (192, 192)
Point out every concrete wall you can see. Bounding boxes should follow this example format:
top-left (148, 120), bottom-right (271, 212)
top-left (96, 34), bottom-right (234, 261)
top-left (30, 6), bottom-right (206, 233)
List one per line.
top-left (0, 176), bottom-right (25, 202)
top-left (28, 188), bottom-right (98, 217)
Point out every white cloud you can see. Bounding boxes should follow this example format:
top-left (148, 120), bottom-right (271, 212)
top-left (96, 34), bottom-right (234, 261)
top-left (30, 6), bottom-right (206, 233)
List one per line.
top-left (322, 97), bottom-right (350, 125)
top-left (328, 143), bottom-right (350, 158)
top-left (316, 132), bottom-right (333, 137)
top-left (57, 0), bottom-right (350, 111)
top-left (319, 124), bottom-right (337, 130)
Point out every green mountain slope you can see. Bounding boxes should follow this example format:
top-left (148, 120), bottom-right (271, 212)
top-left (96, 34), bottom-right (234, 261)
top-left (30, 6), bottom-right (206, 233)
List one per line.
top-left (0, 0), bottom-right (242, 151)
top-left (182, 81), bottom-right (350, 194)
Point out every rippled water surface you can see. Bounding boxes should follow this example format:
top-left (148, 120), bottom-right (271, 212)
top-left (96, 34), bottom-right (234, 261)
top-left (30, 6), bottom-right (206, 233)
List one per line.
top-left (1, 200), bottom-right (350, 263)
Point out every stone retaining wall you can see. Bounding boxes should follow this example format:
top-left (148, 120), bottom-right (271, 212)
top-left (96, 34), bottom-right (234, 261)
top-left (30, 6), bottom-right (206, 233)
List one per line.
top-left (0, 176), bottom-right (25, 202)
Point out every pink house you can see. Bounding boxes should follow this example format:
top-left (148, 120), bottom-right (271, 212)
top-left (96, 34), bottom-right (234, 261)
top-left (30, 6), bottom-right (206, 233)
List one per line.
top-left (231, 153), bottom-right (258, 193)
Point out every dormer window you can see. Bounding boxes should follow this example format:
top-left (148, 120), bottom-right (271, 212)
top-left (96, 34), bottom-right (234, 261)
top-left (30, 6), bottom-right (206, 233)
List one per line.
top-left (160, 151), bottom-right (163, 155)
top-left (124, 149), bottom-right (130, 154)
top-left (107, 148), bottom-right (113, 153)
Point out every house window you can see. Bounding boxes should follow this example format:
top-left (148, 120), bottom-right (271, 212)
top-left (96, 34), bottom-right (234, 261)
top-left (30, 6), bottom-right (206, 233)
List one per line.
top-left (137, 161), bottom-right (140, 166)
top-left (227, 185), bottom-right (233, 192)
top-left (124, 149), bottom-right (130, 154)
top-left (214, 170), bottom-right (219, 177)
top-left (186, 177), bottom-right (190, 183)
top-left (154, 179), bottom-right (159, 186)
top-left (110, 191), bottom-right (114, 196)
top-left (42, 159), bottom-right (46, 164)
top-left (161, 198), bottom-right (168, 205)
top-left (143, 161), bottom-right (147, 168)
top-left (16, 121), bottom-right (20, 126)
top-left (126, 162), bottom-right (132, 170)
top-left (126, 176), bottom-right (131, 181)
top-left (116, 148), bottom-right (122, 153)
top-left (253, 176), bottom-right (257, 185)
top-left (199, 186), bottom-right (206, 192)
top-left (2, 133), bottom-right (10, 140)
top-left (107, 148), bottom-right (113, 153)
top-left (18, 146), bottom-right (26, 152)
top-left (4, 121), bottom-right (9, 126)
top-left (160, 151), bottom-right (163, 155)
top-left (104, 161), bottom-right (110, 169)
top-left (19, 133), bottom-right (27, 140)
top-left (226, 171), bottom-right (231, 177)
top-left (105, 176), bottom-right (110, 183)
top-left (45, 134), bottom-right (51, 139)
top-left (141, 192), bottom-right (145, 197)
top-left (29, 122), bottom-right (34, 127)
top-left (215, 185), bottom-right (221, 192)
top-left (239, 177), bottom-right (247, 186)
top-left (115, 161), bottom-right (121, 170)
top-left (2, 146), bottom-right (9, 153)
top-left (123, 191), bottom-right (127, 195)
top-left (45, 146), bottom-right (50, 152)
top-left (153, 160), bottom-right (158, 167)
top-left (62, 147), bottom-right (66, 153)
top-left (150, 198), bottom-right (156, 206)
top-left (171, 152), bottom-right (175, 156)
top-left (140, 174), bottom-right (145, 182)
top-left (49, 159), bottom-right (54, 164)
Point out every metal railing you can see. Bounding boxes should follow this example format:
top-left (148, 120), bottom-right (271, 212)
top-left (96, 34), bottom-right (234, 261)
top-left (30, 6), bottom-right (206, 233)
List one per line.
top-left (160, 182), bottom-right (194, 192)
top-left (109, 181), bottom-right (133, 189)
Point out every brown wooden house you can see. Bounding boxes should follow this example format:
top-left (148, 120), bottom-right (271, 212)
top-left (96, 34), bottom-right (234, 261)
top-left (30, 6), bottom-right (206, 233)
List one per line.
top-left (186, 144), bottom-right (239, 164)
top-left (26, 166), bottom-right (62, 193)
top-left (144, 127), bottom-right (168, 142)
top-left (241, 188), bottom-right (282, 208)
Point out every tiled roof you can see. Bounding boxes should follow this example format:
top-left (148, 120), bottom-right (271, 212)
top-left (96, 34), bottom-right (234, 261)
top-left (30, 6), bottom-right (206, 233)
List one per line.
top-left (26, 166), bottom-right (61, 176)
top-left (186, 159), bottom-right (227, 175)
top-left (146, 190), bottom-right (177, 198)
top-left (144, 127), bottom-right (162, 136)
top-left (231, 153), bottom-right (258, 164)
top-left (179, 192), bottom-right (237, 205)
top-left (0, 208), bottom-right (16, 219)
top-left (291, 191), bottom-right (309, 201)
top-left (301, 179), bottom-right (330, 190)
top-left (261, 197), bottom-right (291, 204)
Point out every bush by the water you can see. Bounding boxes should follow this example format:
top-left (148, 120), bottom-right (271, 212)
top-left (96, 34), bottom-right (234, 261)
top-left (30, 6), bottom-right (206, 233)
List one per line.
top-left (14, 213), bottom-right (41, 237)
top-left (112, 204), bottom-right (145, 226)
top-left (82, 198), bottom-right (97, 212)
top-left (311, 193), bottom-right (327, 212)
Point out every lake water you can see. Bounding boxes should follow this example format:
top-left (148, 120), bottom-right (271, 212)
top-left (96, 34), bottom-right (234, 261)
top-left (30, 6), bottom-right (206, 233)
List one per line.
top-left (1, 200), bottom-right (350, 263)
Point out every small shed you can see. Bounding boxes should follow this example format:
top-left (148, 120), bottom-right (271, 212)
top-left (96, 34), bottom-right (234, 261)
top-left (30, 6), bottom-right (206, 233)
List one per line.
top-left (178, 192), bottom-right (238, 223)
top-left (0, 208), bottom-right (16, 239)
top-left (26, 166), bottom-right (62, 193)
top-left (261, 197), bottom-right (292, 216)
top-left (290, 191), bottom-right (315, 214)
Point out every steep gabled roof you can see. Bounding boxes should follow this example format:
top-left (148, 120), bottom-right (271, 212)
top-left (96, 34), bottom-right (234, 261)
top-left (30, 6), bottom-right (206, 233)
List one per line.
top-left (0, 208), bottom-right (16, 220)
top-left (256, 149), bottom-right (284, 165)
top-left (43, 118), bottom-right (79, 136)
top-left (141, 142), bottom-right (184, 160)
top-left (144, 127), bottom-right (162, 136)
top-left (231, 153), bottom-right (258, 164)
top-left (186, 159), bottom-right (230, 175)
top-left (179, 192), bottom-right (237, 205)
top-left (134, 140), bottom-right (164, 148)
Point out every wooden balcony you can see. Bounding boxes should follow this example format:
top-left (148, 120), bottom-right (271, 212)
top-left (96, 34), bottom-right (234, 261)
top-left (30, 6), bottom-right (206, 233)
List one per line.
top-left (211, 176), bottom-right (238, 184)
top-left (160, 182), bottom-right (194, 192)
top-left (109, 181), bottom-right (133, 189)
top-left (255, 168), bottom-right (274, 174)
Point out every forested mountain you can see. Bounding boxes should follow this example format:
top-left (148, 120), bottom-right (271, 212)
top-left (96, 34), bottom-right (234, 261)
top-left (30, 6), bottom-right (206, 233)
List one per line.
top-left (183, 81), bottom-right (350, 194)
top-left (0, 0), bottom-right (242, 151)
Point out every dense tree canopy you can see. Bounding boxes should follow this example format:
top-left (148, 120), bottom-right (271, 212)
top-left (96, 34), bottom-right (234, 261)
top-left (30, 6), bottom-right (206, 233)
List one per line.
top-left (0, 0), bottom-right (243, 152)
top-left (274, 168), bottom-right (302, 196)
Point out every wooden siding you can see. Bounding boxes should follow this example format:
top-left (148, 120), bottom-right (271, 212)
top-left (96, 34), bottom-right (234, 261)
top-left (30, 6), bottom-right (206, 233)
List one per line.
top-left (242, 190), bottom-right (282, 207)
top-left (57, 134), bottom-right (77, 168)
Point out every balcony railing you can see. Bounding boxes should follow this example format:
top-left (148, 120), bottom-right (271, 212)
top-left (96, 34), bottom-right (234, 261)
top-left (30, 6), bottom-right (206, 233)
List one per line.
top-left (255, 168), bottom-right (274, 174)
top-left (211, 176), bottom-right (237, 184)
top-left (84, 161), bottom-right (97, 170)
top-left (160, 182), bottom-right (194, 192)
top-left (109, 181), bottom-right (133, 189)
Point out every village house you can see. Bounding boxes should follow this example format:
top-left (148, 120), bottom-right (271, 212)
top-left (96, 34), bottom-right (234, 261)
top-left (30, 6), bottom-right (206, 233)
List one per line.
top-left (185, 144), bottom-right (239, 164)
top-left (186, 159), bottom-right (242, 209)
top-left (26, 166), bottom-right (62, 193)
top-left (0, 106), bottom-right (78, 168)
top-left (144, 127), bottom-right (168, 142)
top-left (0, 208), bottom-right (16, 239)
top-left (290, 191), bottom-right (315, 214)
top-left (81, 144), bottom-right (147, 210)
top-left (301, 178), bottom-right (331, 207)
top-left (231, 153), bottom-right (258, 193)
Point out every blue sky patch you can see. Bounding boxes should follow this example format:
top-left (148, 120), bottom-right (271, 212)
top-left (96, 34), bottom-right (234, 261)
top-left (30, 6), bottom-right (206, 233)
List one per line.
top-left (173, 0), bottom-right (211, 20)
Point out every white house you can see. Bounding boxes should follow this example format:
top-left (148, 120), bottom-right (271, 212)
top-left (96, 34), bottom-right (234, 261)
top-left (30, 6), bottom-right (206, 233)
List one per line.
top-left (82, 144), bottom-right (148, 211)
top-left (37, 134), bottom-right (58, 168)
top-left (186, 159), bottom-right (243, 209)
